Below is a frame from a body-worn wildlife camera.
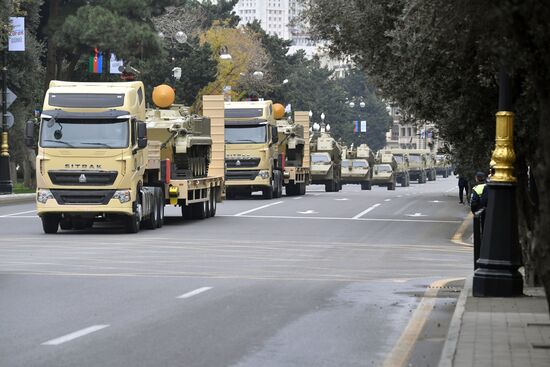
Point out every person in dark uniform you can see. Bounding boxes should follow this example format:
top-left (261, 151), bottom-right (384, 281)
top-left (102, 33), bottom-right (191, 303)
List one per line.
top-left (456, 172), bottom-right (469, 204)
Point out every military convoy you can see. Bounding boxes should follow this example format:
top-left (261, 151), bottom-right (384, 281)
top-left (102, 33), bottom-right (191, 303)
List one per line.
top-left (376, 150), bottom-right (410, 187)
top-left (310, 124), bottom-right (342, 192)
top-left (435, 154), bottom-right (452, 177)
top-left (27, 81), bottom-right (224, 234)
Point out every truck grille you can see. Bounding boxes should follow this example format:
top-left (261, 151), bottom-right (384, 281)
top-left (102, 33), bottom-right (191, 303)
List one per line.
top-left (51, 189), bottom-right (116, 205)
top-left (48, 170), bottom-right (118, 186)
top-left (225, 158), bottom-right (261, 168)
top-left (225, 170), bottom-right (260, 180)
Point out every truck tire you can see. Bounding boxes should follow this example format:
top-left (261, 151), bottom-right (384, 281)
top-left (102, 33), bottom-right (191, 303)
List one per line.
top-left (156, 188), bottom-right (164, 228)
top-left (209, 187), bottom-right (217, 217)
top-left (286, 183), bottom-right (297, 196)
top-left (59, 218), bottom-right (72, 230)
top-left (143, 196), bottom-right (158, 229)
top-left (125, 213), bottom-right (140, 233)
top-left (299, 183), bottom-right (306, 195)
top-left (263, 181), bottom-right (274, 199)
top-left (388, 179), bottom-right (396, 191)
top-left (191, 201), bottom-right (206, 219)
top-left (360, 182), bottom-right (368, 190)
top-left (325, 181), bottom-right (335, 192)
top-left (41, 214), bottom-right (60, 234)
top-left (205, 191), bottom-right (212, 218)
top-left (273, 171), bottom-right (283, 198)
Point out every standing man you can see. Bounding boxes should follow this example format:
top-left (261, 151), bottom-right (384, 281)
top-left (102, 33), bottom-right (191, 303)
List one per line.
top-left (456, 171), bottom-right (469, 204)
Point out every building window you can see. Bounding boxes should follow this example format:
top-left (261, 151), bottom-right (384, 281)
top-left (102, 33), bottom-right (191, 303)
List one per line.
top-left (401, 127), bottom-right (406, 137)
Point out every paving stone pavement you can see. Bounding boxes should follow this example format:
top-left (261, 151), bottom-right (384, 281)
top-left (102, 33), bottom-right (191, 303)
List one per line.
top-left (451, 284), bottom-right (550, 367)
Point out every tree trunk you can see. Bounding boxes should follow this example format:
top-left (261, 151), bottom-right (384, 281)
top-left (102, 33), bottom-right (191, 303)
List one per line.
top-left (534, 95), bottom-right (550, 312)
top-left (45, 0), bottom-right (61, 88)
top-left (23, 148), bottom-right (36, 189)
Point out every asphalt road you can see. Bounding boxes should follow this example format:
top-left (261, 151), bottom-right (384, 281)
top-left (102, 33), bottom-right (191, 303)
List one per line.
top-left (0, 176), bottom-right (472, 367)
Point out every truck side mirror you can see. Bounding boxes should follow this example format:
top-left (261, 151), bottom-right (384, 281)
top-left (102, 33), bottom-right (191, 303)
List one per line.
top-left (271, 126), bottom-right (278, 144)
top-left (24, 120), bottom-right (35, 148)
top-left (137, 121), bottom-right (148, 149)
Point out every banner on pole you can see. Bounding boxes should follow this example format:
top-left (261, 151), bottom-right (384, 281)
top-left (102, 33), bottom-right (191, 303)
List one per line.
top-left (110, 53), bottom-right (123, 74)
top-left (360, 120), bottom-right (367, 133)
top-left (8, 17), bottom-right (25, 51)
top-left (354, 120), bottom-right (359, 133)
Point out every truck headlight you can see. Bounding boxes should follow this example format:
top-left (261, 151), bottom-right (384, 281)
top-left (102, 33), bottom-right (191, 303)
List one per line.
top-left (113, 190), bottom-right (131, 203)
top-left (258, 170), bottom-right (270, 179)
top-left (37, 189), bottom-right (54, 204)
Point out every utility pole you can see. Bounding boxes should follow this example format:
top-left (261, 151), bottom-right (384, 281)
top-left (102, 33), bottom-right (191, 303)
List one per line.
top-left (0, 44), bottom-right (13, 194)
top-left (472, 67), bottom-right (523, 297)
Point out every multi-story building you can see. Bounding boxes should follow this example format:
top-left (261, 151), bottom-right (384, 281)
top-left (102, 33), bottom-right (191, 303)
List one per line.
top-left (235, 0), bottom-right (291, 39)
top-left (385, 106), bottom-right (442, 151)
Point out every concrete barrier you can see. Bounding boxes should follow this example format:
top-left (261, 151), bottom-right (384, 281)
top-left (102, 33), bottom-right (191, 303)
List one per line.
top-left (0, 193), bottom-right (35, 205)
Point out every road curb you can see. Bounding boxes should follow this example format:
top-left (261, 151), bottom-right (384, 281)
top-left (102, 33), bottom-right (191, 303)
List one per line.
top-left (0, 193), bottom-right (35, 205)
top-left (438, 274), bottom-right (473, 367)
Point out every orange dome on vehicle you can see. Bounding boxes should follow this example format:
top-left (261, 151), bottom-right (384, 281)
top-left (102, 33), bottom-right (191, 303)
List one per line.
top-left (273, 103), bottom-right (285, 119)
top-left (152, 84), bottom-right (175, 108)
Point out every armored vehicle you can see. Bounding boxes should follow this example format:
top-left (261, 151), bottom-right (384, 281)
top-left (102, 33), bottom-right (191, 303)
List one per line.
top-left (341, 144), bottom-right (374, 190)
top-left (372, 163), bottom-right (396, 190)
top-left (146, 85), bottom-right (212, 179)
top-left (376, 150), bottom-right (410, 187)
top-left (274, 104), bottom-right (310, 196)
top-left (310, 125), bottom-right (342, 192)
top-left (390, 149), bottom-right (427, 184)
top-left (435, 154), bottom-right (452, 177)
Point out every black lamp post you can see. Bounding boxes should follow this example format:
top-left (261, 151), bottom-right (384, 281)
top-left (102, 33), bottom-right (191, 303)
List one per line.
top-left (472, 67), bottom-right (523, 297)
top-left (0, 46), bottom-right (13, 194)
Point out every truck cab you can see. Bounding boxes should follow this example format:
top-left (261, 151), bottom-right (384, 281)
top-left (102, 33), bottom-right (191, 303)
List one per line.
top-left (32, 81), bottom-right (149, 233)
top-left (224, 101), bottom-right (281, 199)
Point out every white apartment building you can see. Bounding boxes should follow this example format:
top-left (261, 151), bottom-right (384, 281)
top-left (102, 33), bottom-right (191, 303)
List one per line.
top-left (235, 0), bottom-right (291, 39)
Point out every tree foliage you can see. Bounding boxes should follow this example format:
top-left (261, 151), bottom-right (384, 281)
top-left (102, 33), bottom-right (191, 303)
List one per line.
top-left (303, 0), bottom-right (550, 303)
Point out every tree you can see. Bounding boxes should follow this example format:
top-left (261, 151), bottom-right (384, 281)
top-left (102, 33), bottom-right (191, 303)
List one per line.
top-left (303, 0), bottom-right (550, 305)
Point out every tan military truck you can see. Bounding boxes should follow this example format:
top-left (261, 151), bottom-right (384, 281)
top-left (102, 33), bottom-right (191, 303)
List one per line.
top-left (26, 81), bottom-right (224, 233)
top-left (376, 149), bottom-right (410, 187)
top-left (435, 154), bottom-right (452, 178)
top-left (422, 149), bottom-right (437, 181)
top-left (310, 124), bottom-right (342, 192)
top-left (341, 144), bottom-right (374, 190)
top-left (391, 148), bottom-right (427, 184)
top-left (224, 100), bottom-right (282, 199)
top-left (274, 104), bottom-right (310, 196)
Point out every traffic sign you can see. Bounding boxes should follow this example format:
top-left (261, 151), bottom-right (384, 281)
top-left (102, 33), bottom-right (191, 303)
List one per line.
top-left (0, 112), bottom-right (15, 129)
top-left (0, 88), bottom-right (17, 109)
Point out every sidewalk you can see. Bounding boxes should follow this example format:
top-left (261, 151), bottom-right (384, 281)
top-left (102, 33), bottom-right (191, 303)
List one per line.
top-left (0, 193), bottom-right (35, 205)
top-left (439, 277), bottom-right (550, 367)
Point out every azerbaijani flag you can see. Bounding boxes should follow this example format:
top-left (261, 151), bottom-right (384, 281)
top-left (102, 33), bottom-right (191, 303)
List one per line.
top-left (354, 120), bottom-right (359, 133)
top-left (89, 48), bottom-right (103, 73)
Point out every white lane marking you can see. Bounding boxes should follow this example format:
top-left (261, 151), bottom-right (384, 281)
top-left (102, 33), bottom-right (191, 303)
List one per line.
top-left (406, 213), bottom-right (427, 217)
top-left (234, 201), bottom-right (283, 216)
top-left (297, 210), bottom-right (318, 214)
top-left (293, 197), bottom-right (303, 200)
top-left (177, 287), bottom-right (212, 299)
top-left (397, 195), bottom-right (403, 198)
top-left (42, 325), bottom-right (109, 345)
top-left (335, 198), bottom-right (349, 201)
top-left (218, 214), bottom-right (461, 223)
top-left (0, 209), bottom-right (37, 217)
top-left (430, 200), bottom-right (443, 203)
top-left (384, 199), bottom-right (391, 202)
top-left (352, 203), bottom-right (381, 219)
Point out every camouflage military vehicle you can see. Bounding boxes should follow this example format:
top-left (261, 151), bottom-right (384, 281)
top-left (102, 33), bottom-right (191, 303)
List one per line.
top-left (341, 144), bottom-right (374, 190)
top-left (310, 124), bottom-right (342, 192)
top-left (372, 163), bottom-right (396, 190)
top-left (421, 149), bottom-right (437, 181)
top-left (435, 154), bottom-right (452, 177)
top-left (145, 85), bottom-right (212, 179)
top-left (390, 148), bottom-right (427, 184)
top-left (376, 149), bottom-right (410, 187)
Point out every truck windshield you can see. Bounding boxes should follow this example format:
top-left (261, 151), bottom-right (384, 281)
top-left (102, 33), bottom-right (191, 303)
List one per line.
top-left (225, 124), bottom-right (267, 144)
top-left (341, 159), bottom-right (350, 168)
top-left (353, 160), bottom-right (368, 168)
top-left (408, 154), bottom-right (422, 163)
top-left (394, 155), bottom-right (404, 163)
top-left (40, 118), bottom-right (129, 148)
top-left (376, 165), bottom-right (392, 173)
top-left (311, 153), bottom-right (331, 163)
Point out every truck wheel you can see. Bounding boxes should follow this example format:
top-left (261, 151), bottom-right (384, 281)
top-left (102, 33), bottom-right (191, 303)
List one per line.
top-left (273, 171), bottom-right (283, 198)
top-left (299, 183), bottom-right (306, 195)
top-left (41, 214), bottom-right (60, 234)
top-left (361, 182), bottom-right (369, 190)
top-left (263, 183), bottom-right (274, 199)
top-left (143, 197), bottom-right (158, 229)
top-left (156, 189), bottom-right (164, 228)
top-left (191, 201), bottom-right (206, 219)
top-left (210, 188), bottom-right (217, 217)
top-left (388, 180), bottom-right (396, 191)
top-left (125, 213), bottom-right (140, 233)
top-left (285, 184), bottom-right (296, 196)
top-left (205, 191), bottom-right (212, 218)
top-left (325, 181), bottom-right (334, 192)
